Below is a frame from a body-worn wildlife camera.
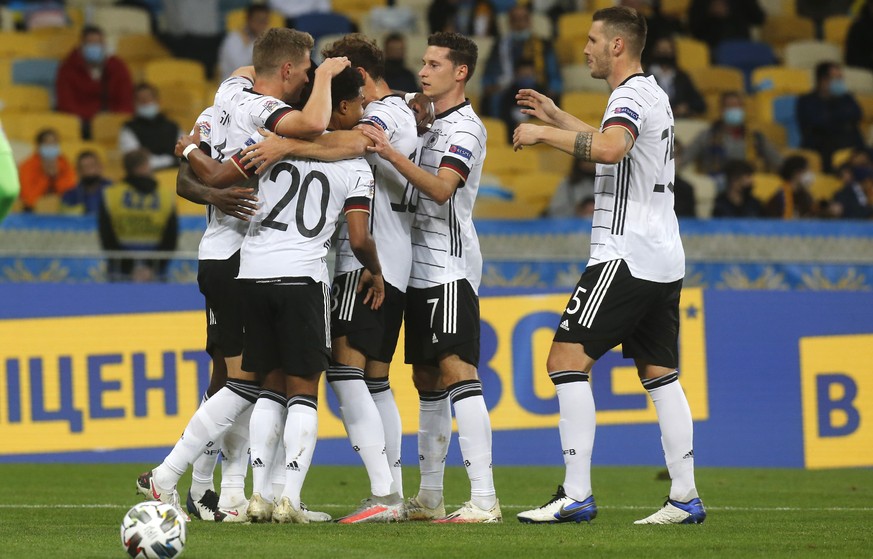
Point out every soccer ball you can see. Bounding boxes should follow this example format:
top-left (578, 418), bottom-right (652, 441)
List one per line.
top-left (120, 501), bottom-right (187, 559)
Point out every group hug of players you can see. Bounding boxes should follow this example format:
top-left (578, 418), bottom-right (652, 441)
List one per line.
top-left (135, 27), bottom-right (502, 524)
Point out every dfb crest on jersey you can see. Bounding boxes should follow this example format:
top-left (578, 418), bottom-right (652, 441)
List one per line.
top-left (425, 129), bottom-right (442, 149)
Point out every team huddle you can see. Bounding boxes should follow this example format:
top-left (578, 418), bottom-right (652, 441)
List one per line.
top-left (135, 6), bottom-right (706, 528)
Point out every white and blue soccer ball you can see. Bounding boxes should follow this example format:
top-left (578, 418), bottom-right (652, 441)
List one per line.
top-left (120, 501), bottom-right (187, 559)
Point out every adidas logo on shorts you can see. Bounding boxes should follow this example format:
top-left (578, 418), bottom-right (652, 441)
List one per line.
top-left (560, 319), bottom-right (570, 331)
top-left (432, 333), bottom-right (439, 343)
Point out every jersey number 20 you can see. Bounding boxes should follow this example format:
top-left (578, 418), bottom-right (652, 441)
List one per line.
top-left (261, 162), bottom-right (330, 238)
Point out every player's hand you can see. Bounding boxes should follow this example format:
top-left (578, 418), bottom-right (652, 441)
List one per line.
top-left (512, 123), bottom-right (542, 151)
top-left (316, 56), bottom-right (351, 78)
top-left (174, 129), bottom-right (200, 157)
top-left (407, 92), bottom-right (435, 136)
top-left (204, 187), bottom-right (258, 221)
top-left (361, 125), bottom-right (393, 159)
top-left (357, 269), bottom-right (385, 310)
top-left (516, 88), bottom-right (560, 125)
top-left (239, 128), bottom-right (291, 173)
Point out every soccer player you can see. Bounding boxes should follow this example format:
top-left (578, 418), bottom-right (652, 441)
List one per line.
top-left (236, 33), bottom-right (427, 523)
top-left (136, 28), bottom-right (348, 522)
top-left (360, 31), bottom-right (500, 523)
top-left (511, 6), bottom-right (705, 525)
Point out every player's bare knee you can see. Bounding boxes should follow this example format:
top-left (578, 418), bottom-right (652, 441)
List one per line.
top-left (438, 353), bottom-right (478, 386)
top-left (412, 365), bottom-right (441, 392)
top-left (547, 342), bottom-right (593, 374)
top-left (364, 359), bottom-right (390, 380)
top-left (286, 372), bottom-right (322, 397)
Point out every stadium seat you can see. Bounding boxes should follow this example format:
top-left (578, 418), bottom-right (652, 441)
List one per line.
top-left (750, 121), bottom-right (788, 150)
top-left (0, 84), bottom-right (51, 113)
top-left (831, 146), bottom-right (855, 170)
top-left (681, 171), bottom-right (716, 218)
top-left (33, 193), bottom-right (62, 215)
top-left (314, 33), bottom-right (347, 64)
top-left (751, 172), bottom-right (782, 203)
top-left (224, 8), bottom-right (285, 32)
top-left (809, 174), bottom-right (842, 202)
top-left (761, 15), bottom-right (816, 54)
top-left (177, 195), bottom-right (206, 217)
top-left (556, 12), bottom-right (593, 41)
top-left (144, 59), bottom-right (207, 88)
top-left (483, 146), bottom-right (540, 179)
top-left (562, 91), bottom-right (610, 124)
top-left (689, 66), bottom-right (744, 96)
top-left (0, 31), bottom-right (40, 58)
top-left (295, 12), bottom-right (353, 43)
top-left (844, 67), bottom-right (873, 95)
top-left (562, 64), bottom-right (610, 93)
top-left (114, 34), bottom-right (172, 66)
top-left (0, 59), bottom-right (10, 85)
top-left (12, 58), bottom-right (60, 95)
top-left (673, 118), bottom-right (710, 148)
top-left (1, 111), bottom-right (81, 143)
top-left (61, 140), bottom-right (108, 167)
top-left (154, 168), bottom-right (181, 197)
top-left (783, 40), bottom-right (841, 70)
top-left (472, 36), bottom-right (495, 70)
top-left (332, 0), bottom-right (387, 12)
top-left (502, 171), bottom-right (564, 207)
top-left (92, 6), bottom-right (151, 37)
top-left (481, 117), bottom-right (509, 146)
top-left (535, 146), bottom-right (574, 177)
top-left (91, 112), bottom-right (131, 149)
top-left (675, 37), bottom-right (710, 71)
top-left (855, 94), bottom-right (873, 128)
top-left (714, 40), bottom-right (777, 92)
top-left (660, 0), bottom-right (692, 20)
top-left (772, 95), bottom-right (801, 148)
top-left (28, 27), bottom-right (78, 59)
top-left (751, 66), bottom-right (811, 95)
top-left (496, 11), bottom-right (552, 39)
top-left (823, 16), bottom-right (852, 50)
top-left (759, 0), bottom-right (794, 16)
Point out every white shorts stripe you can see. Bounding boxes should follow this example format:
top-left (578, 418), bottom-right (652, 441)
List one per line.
top-left (579, 260), bottom-right (620, 328)
top-left (323, 282), bottom-right (332, 348)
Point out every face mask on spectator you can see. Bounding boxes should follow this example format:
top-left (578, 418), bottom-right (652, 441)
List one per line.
top-left (136, 103), bottom-right (160, 119)
top-left (828, 78), bottom-right (848, 96)
top-left (82, 44), bottom-right (105, 64)
top-left (722, 107), bottom-right (745, 126)
top-left (39, 144), bottom-right (60, 160)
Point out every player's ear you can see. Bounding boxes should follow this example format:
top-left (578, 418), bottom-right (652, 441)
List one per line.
top-left (455, 63), bottom-right (468, 83)
top-left (338, 99), bottom-right (349, 116)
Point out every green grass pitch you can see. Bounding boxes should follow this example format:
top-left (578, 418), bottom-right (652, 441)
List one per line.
top-left (0, 464), bottom-right (870, 558)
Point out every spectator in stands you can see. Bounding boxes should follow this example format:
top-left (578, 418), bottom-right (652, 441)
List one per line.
top-left (797, 62), bottom-right (865, 174)
top-left (831, 162), bottom-right (873, 219)
top-left (269, 0), bottom-right (330, 27)
top-left (765, 155), bottom-right (818, 218)
top-left (673, 139), bottom-right (698, 217)
top-left (0, 121), bottom-right (20, 222)
top-left (383, 33), bottom-right (419, 93)
top-left (688, 0), bottom-right (765, 50)
top-left (498, 59), bottom-right (544, 143)
top-left (61, 151), bottom-right (112, 215)
top-left (546, 158), bottom-right (595, 218)
top-left (160, 0), bottom-right (222, 80)
top-left (119, 83), bottom-right (182, 171)
top-left (680, 91), bottom-right (782, 184)
top-left (428, 0), bottom-right (498, 37)
top-left (17, 129), bottom-right (77, 212)
top-left (711, 159), bottom-right (763, 217)
top-left (218, 4), bottom-right (270, 80)
top-left (56, 25), bottom-right (134, 140)
top-left (99, 149), bottom-right (178, 282)
top-left (646, 36), bottom-right (707, 118)
top-left (482, 3), bottom-right (561, 117)
top-left (844, 0), bottom-right (873, 73)
top-left (619, 0), bottom-right (685, 65)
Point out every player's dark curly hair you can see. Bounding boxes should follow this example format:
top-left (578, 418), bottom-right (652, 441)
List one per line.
top-left (593, 6), bottom-right (648, 58)
top-left (331, 66), bottom-right (365, 110)
top-left (322, 33), bottom-right (384, 82)
top-left (427, 31), bottom-right (478, 82)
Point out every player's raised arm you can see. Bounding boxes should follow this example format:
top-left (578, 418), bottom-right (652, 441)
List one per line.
top-left (515, 88), bottom-right (597, 133)
top-left (239, 128), bottom-right (372, 171)
top-left (513, 122), bottom-right (634, 164)
top-left (272, 56), bottom-right (350, 141)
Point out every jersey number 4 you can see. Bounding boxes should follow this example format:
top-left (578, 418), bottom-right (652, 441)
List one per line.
top-left (261, 162), bottom-right (330, 238)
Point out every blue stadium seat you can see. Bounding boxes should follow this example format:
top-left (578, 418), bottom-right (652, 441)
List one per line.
top-left (294, 12), bottom-right (353, 43)
top-left (773, 95), bottom-right (801, 149)
top-left (12, 58), bottom-right (59, 106)
top-left (714, 40), bottom-right (777, 92)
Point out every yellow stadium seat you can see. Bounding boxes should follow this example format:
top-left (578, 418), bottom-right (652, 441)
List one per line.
top-left (29, 27), bottom-right (78, 59)
top-left (831, 146), bottom-right (855, 170)
top-left (92, 6), bottom-right (151, 36)
top-left (674, 118), bottom-right (710, 148)
top-left (562, 91), bottom-right (610, 123)
top-left (689, 66), bottom-right (744, 96)
top-left (751, 172), bottom-right (783, 203)
top-left (761, 15), bottom-right (816, 53)
top-left (144, 59), bottom-right (206, 88)
top-left (91, 112), bottom-right (131, 149)
top-left (783, 40), bottom-right (841, 70)
top-left (681, 171), bottom-right (717, 218)
top-left (844, 67), bottom-right (873, 95)
top-left (760, 0), bottom-right (797, 16)
top-left (555, 35), bottom-right (590, 65)
top-left (751, 66), bottom-right (811, 95)
top-left (823, 16), bottom-right (851, 50)
top-left (853, 93), bottom-right (873, 123)
top-left (562, 63), bottom-right (610, 93)
top-left (783, 148), bottom-right (822, 172)
top-left (0, 59), bottom-right (11, 84)
top-left (0, 32), bottom-right (39, 58)
top-left (483, 146), bottom-right (540, 178)
top-left (535, 146), bottom-right (574, 176)
top-left (750, 121), bottom-right (788, 149)
top-left (154, 168), bottom-right (180, 197)
top-left (502, 171), bottom-right (564, 206)
top-left (661, 0), bottom-right (692, 19)
top-left (177, 195), bottom-right (206, 217)
top-left (809, 174), bottom-right (843, 202)
top-left (675, 37), bottom-right (710, 71)
top-left (474, 197), bottom-right (547, 219)
top-left (115, 34), bottom-right (171, 65)
top-left (557, 12), bottom-right (594, 41)
top-left (0, 84), bottom-right (51, 112)
top-left (61, 140), bottom-right (108, 165)
top-left (481, 117), bottom-right (508, 146)
top-left (33, 193), bottom-right (62, 215)
top-left (1, 111), bottom-right (81, 142)
top-left (332, 0), bottom-right (387, 14)
top-left (224, 8), bottom-right (286, 32)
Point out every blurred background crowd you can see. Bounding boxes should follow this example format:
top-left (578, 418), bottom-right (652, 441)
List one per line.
top-left (1, 0), bottom-right (872, 280)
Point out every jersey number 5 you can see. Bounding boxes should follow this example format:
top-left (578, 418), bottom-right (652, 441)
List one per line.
top-left (261, 162), bottom-right (330, 238)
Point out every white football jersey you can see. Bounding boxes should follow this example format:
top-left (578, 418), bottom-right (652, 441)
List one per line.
top-left (590, 74), bottom-right (685, 283)
top-left (408, 101), bottom-right (485, 293)
top-left (236, 142), bottom-right (375, 283)
top-left (191, 106), bottom-right (248, 261)
top-left (334, 94), bottom-right (420, 292)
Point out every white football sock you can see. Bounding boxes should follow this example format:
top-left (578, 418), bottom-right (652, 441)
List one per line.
top-left (329, 365), bottom-right (393, 497)
top-left (189, 392), bottom-right (219, 500)
top-left (643, 372), bottom-right (698, 502)
top-left (448, 380), bottom-right (496, 510)
top-left (550, 371), bottom-right (595, 502)
top-left (281, 395), bottom-right (319, 509)
top-left (153, 383), bottom-right (255, 490)
top-left (417, 390), bottom-right (451, 508)
top-left (367, 378), bottom-right (404, 497)
top-left (270, 426), bottom-right (287, 502)
top-left (218, 404), bottom-right (252, 508)
top-left (249, 391), bottom-right (287, 500)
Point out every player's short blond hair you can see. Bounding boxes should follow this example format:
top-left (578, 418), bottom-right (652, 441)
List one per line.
top-left (253, 28), bottom-right (314, 75)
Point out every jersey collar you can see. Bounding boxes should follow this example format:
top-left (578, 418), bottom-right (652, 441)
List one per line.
top-left (617, 73), bottom-right (646, 88)
top-left (435, 99), bottom-right (470, 120)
